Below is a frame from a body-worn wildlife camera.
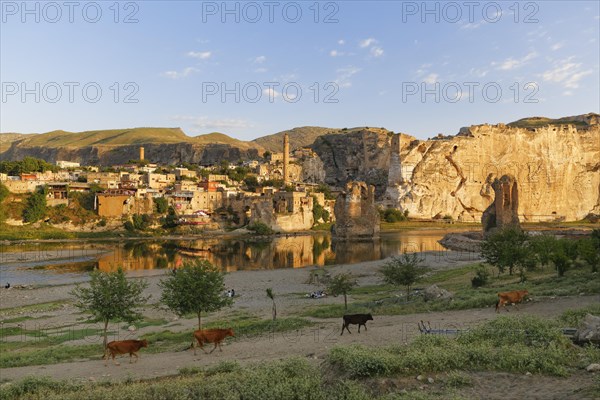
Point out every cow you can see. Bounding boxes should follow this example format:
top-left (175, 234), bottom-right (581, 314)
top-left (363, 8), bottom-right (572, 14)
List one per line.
top-left (341, 314), bottom-right (373, 335)
top-left (495, 290), bottom-right (529, 313)
top-left (192, 328), bottom-right (235, 355)
top-left (103, 339), bottom-right (148, 366)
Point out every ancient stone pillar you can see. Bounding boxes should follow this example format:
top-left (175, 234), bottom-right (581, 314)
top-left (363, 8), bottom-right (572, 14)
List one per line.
top-left (482, 174), bottom-right (521, 234)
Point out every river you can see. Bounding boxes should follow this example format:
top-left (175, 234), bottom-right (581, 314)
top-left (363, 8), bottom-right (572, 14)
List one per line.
top-left (0, 229), bottom-right (478, 286)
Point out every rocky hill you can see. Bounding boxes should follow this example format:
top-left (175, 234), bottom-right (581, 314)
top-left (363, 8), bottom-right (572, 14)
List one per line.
top-left (309, 113), bottom-right (600, 222)
top-left (252, 126), bottom-right (341, 153)
top-left (0, 128), bottom-right (263, 166)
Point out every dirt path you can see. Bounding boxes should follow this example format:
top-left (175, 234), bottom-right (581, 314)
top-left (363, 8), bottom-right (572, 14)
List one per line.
top-left (1, 295), bottom-right (597, 384)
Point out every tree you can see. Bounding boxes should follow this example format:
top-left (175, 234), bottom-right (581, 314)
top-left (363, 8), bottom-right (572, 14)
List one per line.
top-left (0, 181), bottom-right (8, 203)
top-left (380, 253), bottom-right (426, 299)
top-left (23, 188), bottom-right (47, 223)
top-left (70, 268), bottom-right (149, 348)
top-left (159, 260), bottom-right (232, 329)
top-left (529, 234), bottom-right (558, 270)
top-left (578, 236), bottom-right (599, 273)
top-left (480, 228), bottom-right (534, 277)
top-left (266, 288), bottom-right (277, 321)
top-left (327, 273), bottom-right (357, 310)
top-left (154, 197), bottom-right (169, 214)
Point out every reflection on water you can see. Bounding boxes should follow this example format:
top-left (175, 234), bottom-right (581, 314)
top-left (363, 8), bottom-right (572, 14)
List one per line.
top-left (0, 230), bottom-right (475, 285)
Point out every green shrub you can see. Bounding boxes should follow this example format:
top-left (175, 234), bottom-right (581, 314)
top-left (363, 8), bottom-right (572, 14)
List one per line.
top-left (471, 264), bottom-right (490, 288)
top-left (247, 221), bottom-right (274, 235)
top-left (381, 208), bottom-right (407, 223)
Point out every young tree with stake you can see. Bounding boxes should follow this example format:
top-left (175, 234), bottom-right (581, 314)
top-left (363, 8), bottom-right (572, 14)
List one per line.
top-left (70, 268), bottom-right (149, 349)
top-left (159, 260), bottom-right (232, 329)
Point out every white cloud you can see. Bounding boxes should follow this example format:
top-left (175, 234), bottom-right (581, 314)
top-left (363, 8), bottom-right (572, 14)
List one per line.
top-left (330, 50), bottom-right (343, 57)
top-left (493, 51), bottom-right (537, 70)
top-left (263, 87), bottom-right (280, 99)
top-left (253, 55), bottom-right (266, 64)
top-left (187, 51), bottom-right (212, 60)
top-left (338, 39), bottom-right (345, 45)
top-left (359, 38), bottom-right (377, 48)
top-left (469, 68), bottom-right (489, 78)
top-left (423, 73), bottom-right (439, 84)
top-left (161, 67), bottom-right (199, 79)
top-left (171, 115), bottom-right (253, 131)
top-left (460, 20), bottom-right (485, 30)
top-left (370, 47), bottom-right (384, 57)
top-left (335, 66), bottom-right (361, 88)
top-left (551, 41), bottom-right (565, 51)
top-left (541, 58), bottom-right (593, 89)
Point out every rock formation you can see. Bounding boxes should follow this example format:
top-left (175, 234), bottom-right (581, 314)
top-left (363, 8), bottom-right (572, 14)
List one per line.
top-left (332, 181), bottom-right (380, 239)
top-left (481, 175), bottom-right (521, 233)
top-left (312, 117), bottom-right (600, 222)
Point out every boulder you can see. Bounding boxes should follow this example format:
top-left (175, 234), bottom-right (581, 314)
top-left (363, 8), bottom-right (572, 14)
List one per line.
top-left (573, 314), bottom-right (600, 345)
top-left (423, 285), bottom-right (453, 302)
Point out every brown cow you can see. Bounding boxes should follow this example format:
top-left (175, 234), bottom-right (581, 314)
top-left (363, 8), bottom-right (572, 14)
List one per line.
top-left (103, 339), bottom-right (148, 366)
top-left (192, 328), bottom-right (234, 355)
top-left (495, 290), bottom-right (529, 313)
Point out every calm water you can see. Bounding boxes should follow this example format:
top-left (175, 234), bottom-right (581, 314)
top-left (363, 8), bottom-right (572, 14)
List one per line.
top-left (0, 230), bottom-right (476, 286)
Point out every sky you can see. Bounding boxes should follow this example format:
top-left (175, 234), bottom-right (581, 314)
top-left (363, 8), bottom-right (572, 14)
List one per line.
top-left (1, 1), bottom-right (599, 141)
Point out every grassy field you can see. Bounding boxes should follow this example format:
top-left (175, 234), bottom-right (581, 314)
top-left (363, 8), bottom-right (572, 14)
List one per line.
top-left (1, 312), bottom-right (599, 400)
top-left (0, 311), bottom-right (312, 368)
top-left (302, 264), bottom-right (600, 319)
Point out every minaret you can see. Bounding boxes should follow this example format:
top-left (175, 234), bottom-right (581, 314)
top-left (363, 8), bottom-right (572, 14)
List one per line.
top-left (283, 133), bottom-right (290, 186)
top-left (139, 146), bottom-right (145, 161)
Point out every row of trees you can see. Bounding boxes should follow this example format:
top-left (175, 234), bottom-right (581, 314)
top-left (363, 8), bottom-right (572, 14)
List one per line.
top-left (325, 252), bottom-right (427, 310)
top-left (0, 157), bottom-right (58, 175)
top-left (71, 260), bottom-right (231, 348)
top-left (481, 227), bottom-right (599, 281)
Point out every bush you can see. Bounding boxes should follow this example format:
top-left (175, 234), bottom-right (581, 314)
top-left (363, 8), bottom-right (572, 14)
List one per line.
top-left (381, 208), bottom-right (407, 223)
top-left (23, 189), bottom-right (47, 223)
top-left (328, 316), bottom-right (575, 378)
top-left (247, 221), bottom-right (274, 235)
top-left (471, 264), bottom-right (490, 288)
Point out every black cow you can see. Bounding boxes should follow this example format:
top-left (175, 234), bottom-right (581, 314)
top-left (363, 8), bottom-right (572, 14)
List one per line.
top-left (341, 313), bottom-right (373, 335)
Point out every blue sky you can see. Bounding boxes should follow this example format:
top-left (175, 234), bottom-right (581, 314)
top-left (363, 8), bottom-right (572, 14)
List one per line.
top-left (1, 1), bottom-right (598, 141)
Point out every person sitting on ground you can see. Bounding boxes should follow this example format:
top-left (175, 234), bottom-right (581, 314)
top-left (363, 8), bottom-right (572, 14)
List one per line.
top-left (4, 282), bottom-right (10, 289)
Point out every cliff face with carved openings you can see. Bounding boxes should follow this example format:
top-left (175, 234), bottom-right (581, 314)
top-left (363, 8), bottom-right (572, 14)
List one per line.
top-left (312, 114), bottom-right (600, 222)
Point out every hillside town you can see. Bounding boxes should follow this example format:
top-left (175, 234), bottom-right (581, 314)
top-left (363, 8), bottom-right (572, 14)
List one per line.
top-left (0, 133), bottom-right (337, 232)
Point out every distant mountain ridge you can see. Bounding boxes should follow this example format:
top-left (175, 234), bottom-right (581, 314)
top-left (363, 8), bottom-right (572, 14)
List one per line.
top-left (1, 113), bottom-right (597, 165)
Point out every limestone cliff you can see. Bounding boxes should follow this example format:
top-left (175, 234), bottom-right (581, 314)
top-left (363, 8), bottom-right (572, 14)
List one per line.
top-left (311, 128), bottom-right (413, 197)
top-left (391, 123), bottom-right (599, 222)
top-left (312, 116), bottom-right (599, 222)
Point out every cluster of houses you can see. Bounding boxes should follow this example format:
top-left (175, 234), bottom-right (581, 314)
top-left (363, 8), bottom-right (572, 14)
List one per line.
top-left (0, 138), bottom-right (336, 232)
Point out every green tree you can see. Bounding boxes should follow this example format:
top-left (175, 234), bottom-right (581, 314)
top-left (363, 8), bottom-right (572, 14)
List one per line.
top-left (159, 260), bottom-right (232, 329)
top-left (379, 253), bottom-right (426, 299)
top-left (312, 197), bottom-right (329, 223)
top-left (0, 181), bottom-right (9, 203)
top-left (247, 221), bottom-right (274, 235)
top-left (244, 176), bottom-right (259, 191)
top-left (23, 188), bottom-right (47, 223)
top-left (70, 268), bottom-right (149, 348)
top-left (327, 273), bottom-right (357, 310)
top-left (380, 208), bottom-right (407, 223)
top-left (154, 197), bottom-right (169, 214)
top-left (481, 228), bottom-right (534, 277)
top-left (266, 288), bottom-right (277, 321)
top-left (529, 234), bottom-right (558, 270)
top-left (163, 206), bottom-right (178, 229)
top-left (578, 236), bottom-right (599, 273)
top-left (315, 184), bottom-right (335, 200)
